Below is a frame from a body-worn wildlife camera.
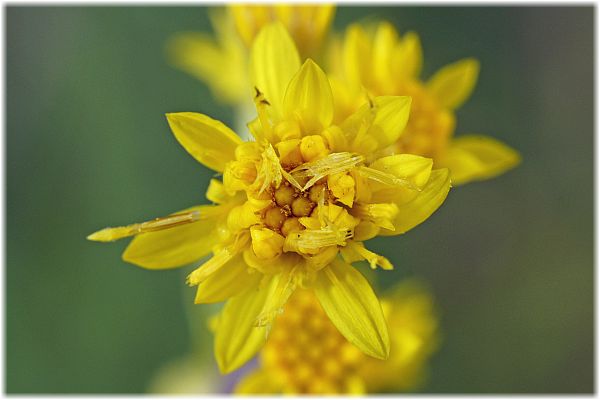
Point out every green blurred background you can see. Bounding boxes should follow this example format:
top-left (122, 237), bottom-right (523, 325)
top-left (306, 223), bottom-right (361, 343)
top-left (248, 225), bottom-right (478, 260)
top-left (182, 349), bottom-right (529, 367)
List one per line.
top-left (6, 6), bottom-right (593, 394)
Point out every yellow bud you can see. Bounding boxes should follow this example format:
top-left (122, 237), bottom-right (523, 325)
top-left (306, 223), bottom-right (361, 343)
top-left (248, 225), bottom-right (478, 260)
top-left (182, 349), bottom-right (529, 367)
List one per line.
top-left (321, 125), bottom-right (348, 152)
top-left (274, 184), bottom-right (295, 206)
top-left (250, 227), bottom-right (285, 259)
top-left (276, 139), bottom-right (303, 169)
top-left (328, 173), bottom-right (355, 207)
top-left (227, 203), bottom-right (261, 231)
top-left (291, 196), bottom-right (314, 217)
top-left (264, 207), bottom-right (286, 230)
top-left (300, 135), bottom-right (330, 162)
top-left (308, 183), bottom-right (326, 203)
top-left (281, 217), bottom-right (303, 236)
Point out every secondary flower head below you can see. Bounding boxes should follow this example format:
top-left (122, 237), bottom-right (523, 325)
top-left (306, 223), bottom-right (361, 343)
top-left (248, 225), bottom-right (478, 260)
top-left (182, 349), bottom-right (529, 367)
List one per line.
top-left (234, 280), bottom-right (439, 395)
top-left (88, 23), bottom-right (451, 375)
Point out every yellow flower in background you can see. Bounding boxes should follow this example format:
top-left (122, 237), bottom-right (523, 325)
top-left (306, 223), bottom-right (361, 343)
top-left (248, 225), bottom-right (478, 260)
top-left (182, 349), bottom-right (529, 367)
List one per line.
top-left (234, 280), bottom-right (439, 394)
top-left (328, 21), bottom-right (520, 185)
top-left (88, 23), bottom-right (451, 374)
top-left (167, 5), bottom-right (335, 106)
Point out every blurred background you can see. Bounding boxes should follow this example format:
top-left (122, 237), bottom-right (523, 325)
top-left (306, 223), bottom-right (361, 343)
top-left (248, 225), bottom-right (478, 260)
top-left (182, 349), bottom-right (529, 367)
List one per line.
top-left (6, 6), bottom-right (593, 394)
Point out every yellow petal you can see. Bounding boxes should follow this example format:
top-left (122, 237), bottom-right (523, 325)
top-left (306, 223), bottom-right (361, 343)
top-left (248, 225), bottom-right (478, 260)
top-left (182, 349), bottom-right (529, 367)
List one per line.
top-left (381, 168), bottom-right (451, 236)
top-left (118, 206), bottom-right (223, 269)
top-left (368, 154), bottom-right (433, 203)
top-left (440, 135), bottom-right (521, 185)
top-left (165, 31), bottom-right (246, 105)
top-left (234, 368), bottom-right (283, 394)
top-left (250, 22), bottom-right (300, 118)
top-left (426, 58), bottom-right (480, 110)
top-left (346, 96), bottom-right (412, 152)
top-left (166, 113), bottom-right (242, 172)
top-left (194, 255), bottom-right (262, 304)
top-left (214, 277), bottom-right (276, 374)
top-left (283, 59), bottom-right (334, 134)
top-left (372, 22), bottom-right (399, 87)
top-left (393, 31), bottom-right (423, 79)
top-left (342, 24), bottom-right (371, 86)
top-left (313, 259), bottom-right (390, 359)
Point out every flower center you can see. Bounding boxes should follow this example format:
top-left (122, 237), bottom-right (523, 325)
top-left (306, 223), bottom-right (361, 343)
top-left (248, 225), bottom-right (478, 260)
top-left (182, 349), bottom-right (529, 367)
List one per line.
top-left (261, 181), bottom-right (330, 237)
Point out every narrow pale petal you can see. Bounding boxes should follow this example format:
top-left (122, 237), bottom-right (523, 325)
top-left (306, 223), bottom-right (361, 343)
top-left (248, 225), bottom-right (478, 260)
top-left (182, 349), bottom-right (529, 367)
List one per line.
top-left (165, 31), bottom-right (246, 104)
top-left (372, 22), bottom-right (399, 86)
top-left (121, 205), bottom-right (224, 269)
top-left (426, 58), bottom-right (480, 110)
top-left (440, 135), bottom-right (521, 185)
top-left (342, 24), bottom-right (371, 86)
top-left (313, 259), bottom-right (390, 359)
top-left (194, 255), bottom-right (261, 304)
top-left (283, 59), bottom-right (334, 134)
top-left (214, 277), bottom-right (277, 374)
top-left (250, 22), bottom-right (300, 118)
top-left (166, 112), bottom-right (242, 172)
top-left (381, 168), bottom-right (451, 236)
top-left (393, 31), bottom-right (423, 79)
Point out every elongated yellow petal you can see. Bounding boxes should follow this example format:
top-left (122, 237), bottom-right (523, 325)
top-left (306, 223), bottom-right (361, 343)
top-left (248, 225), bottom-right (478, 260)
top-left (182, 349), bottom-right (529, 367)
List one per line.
top-left (283, 59), bottom-right (334, 134)
top-left (194, 255), bottom-right (261, 304)
top-left (165, 31), bottom-right (246, 105)
top-left (313, 259), bottom-right (390, 359)
top-left (342, 24), bottom-right (371, 86)
top-left (372, 22), bottom-right (399, 87)
top-left (381, 168), bottom-right (451, 236)
top-left (426, 58), bottom-right (480, 110)
top-left (120, 206), bottom-right (223, 269)
top-left (166, 113), bottom-right (242, 172)
top-left (214, 277), bottom-right (276, 374)
top-left (234, 369), bottom-right (283, 394)
top-left (441, 135), bottom-right (521, 185)
top-left (250, 22), bottom-right (300, 118)
top-left (393, 31), bottom-right (423, 79)
top-left (346, 96), bottom-right (412, 153)
top-left (368, 154), bottom-right (433, 203)
top-left (255, 267), bottom-right (299, 328)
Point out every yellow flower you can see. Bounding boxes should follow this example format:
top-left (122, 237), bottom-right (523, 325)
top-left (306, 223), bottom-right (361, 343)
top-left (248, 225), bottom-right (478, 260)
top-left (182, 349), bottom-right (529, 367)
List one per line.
top-left (88, 23), bottom-right (450, 375)
top-left (327, 21), bottom-right (520, 185)
top-left (233, 280), bottom-right (439, 394)
top-left (166, 5), bottom-right (335, 105)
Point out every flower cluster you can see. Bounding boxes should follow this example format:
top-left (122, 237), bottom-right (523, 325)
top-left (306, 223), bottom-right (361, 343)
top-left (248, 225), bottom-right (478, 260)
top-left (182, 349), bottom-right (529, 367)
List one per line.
top-left (89, 5), bottom-right (520, 395)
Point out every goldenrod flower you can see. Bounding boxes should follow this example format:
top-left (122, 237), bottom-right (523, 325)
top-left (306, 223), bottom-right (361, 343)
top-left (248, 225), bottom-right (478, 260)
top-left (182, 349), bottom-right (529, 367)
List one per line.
top-left (328, 21), bottom-right (520, 185)
top-left (88, 23), bottom-right (450, 374)
top-left (233, 280), bottom-right (439, 394)
top-left (167, 5), bottom-right (335, 106)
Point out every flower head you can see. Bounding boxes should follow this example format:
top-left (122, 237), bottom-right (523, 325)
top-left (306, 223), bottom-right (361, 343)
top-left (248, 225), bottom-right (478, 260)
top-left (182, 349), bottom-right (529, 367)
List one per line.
top-left (233, 280), bottom-right (439, 394)
top-left (167, 5), bottom-right (334, 105)
top-left (328, 21), bottom-right (520, 185)
top-left (88, 23), bottom-right (451, 374)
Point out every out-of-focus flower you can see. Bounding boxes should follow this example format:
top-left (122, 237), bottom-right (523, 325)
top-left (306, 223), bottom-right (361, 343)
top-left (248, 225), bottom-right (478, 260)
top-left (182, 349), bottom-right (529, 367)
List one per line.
top-left (88, 23), bottom-right (450, 375)
top-left (166, 5), bottom-right (335, 106)
top-left (147, 355), bottom-right (220, 394)
top-left (327, 21), bottom-right (520, 185)
top-left (234, 280), bottom-right (439, 394)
